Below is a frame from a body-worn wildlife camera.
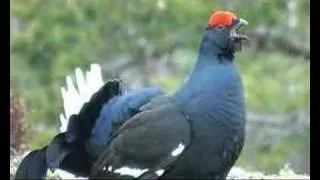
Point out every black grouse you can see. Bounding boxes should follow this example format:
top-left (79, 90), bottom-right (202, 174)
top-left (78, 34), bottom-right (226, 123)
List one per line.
top-left (90, 10), bottom-right (248, 179)
top-left (15, 10), bottom-right (248, 179)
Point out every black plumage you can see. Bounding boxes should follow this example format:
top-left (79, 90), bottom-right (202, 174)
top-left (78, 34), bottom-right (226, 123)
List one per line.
top-left (15, 146), bottom-right (48, 179)
top-left (15, 10), bottom-right (249, 180)
top-left (89, 10), bottom-right (248, 179)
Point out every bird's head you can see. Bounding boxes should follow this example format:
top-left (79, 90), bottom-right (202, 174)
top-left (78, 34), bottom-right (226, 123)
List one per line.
top-left (203, 10), bottom-right (249, 55)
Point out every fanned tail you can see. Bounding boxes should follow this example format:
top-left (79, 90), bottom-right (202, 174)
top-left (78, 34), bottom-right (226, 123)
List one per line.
top-left (51, 65), bottom-right (125, 177)
top-left (59, 64), bottom-right (105, 133)
top-left (15, 64), bottom-right (124, 179)
top-left (14, 146), bottom-right (48, 179)
top-left (47, 64), bottom-right (124, 175)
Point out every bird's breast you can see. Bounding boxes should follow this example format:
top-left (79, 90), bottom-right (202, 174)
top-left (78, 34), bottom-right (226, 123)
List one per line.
top-left (176, 73), bottom-right (245, 129)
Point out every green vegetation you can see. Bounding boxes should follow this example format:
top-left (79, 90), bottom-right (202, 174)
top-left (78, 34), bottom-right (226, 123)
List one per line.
top-left (10, 0), bottom-right (309, 174)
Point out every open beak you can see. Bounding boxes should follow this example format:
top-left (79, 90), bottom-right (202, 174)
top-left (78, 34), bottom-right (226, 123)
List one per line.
top-left (229, 18), bottom-right (249, 41)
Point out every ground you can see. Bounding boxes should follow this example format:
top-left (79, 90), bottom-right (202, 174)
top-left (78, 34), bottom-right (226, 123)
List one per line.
top-left (10, 150), bottom-right (310, 179)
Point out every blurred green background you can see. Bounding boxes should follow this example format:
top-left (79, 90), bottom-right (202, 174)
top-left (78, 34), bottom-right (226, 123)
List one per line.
top-left (10, 0), bottom-right (309, 175)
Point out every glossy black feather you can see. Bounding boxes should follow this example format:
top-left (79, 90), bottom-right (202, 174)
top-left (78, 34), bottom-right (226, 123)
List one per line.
top-left (14, 146), bottom-right (48, 179)
top-left (90, 102), bottom-right (191, 179)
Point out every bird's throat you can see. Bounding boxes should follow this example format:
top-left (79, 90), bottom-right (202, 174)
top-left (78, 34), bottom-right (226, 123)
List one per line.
top-left (199, 35), bottom-right (235, 62)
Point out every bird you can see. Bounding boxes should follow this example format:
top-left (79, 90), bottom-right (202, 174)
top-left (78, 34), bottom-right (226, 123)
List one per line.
top-left (90, 10), bottom-right (248, 179)
top-left (15, 10), bottom-right (249, 179)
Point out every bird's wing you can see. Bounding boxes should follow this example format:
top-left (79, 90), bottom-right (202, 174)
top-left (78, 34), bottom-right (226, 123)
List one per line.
top-left (139, 95), bottom-right (173, 111)
top-left (90, 103), bottom-right (192, 179)
top-left (87, 87), bottom-right (164, 156)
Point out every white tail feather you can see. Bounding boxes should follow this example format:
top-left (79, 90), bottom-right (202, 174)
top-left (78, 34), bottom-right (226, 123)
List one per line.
top-left (75, 68), bottom-right (87, 102)
top-left (59, 64), bottom-right (104, 133)
top-left (59, 114), bottom-right (67, 133)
